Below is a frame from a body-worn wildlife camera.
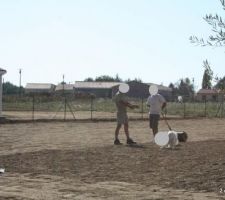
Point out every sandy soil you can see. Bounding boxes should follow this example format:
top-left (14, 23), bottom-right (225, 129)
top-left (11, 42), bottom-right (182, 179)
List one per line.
top-left (0, 118), bottom-right (225, 199)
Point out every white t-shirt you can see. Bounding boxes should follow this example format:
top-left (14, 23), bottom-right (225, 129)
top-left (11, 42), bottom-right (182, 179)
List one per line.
top-left (146, 94), bottom-right (166, 114)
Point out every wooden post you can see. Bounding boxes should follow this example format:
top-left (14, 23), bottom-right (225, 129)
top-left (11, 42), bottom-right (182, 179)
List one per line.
top-left (204, 98), bottom-right (207, 117)
top-left (32, 95), bottom-right (35, 121)
top-left (183, 102), bottom-right (186, 118)
top-left (0, 68), bottom-right (6, 116)
top-left (64, 97), bottom-right (67, 121)
top-left (91, 97), bottom-right (93, 120)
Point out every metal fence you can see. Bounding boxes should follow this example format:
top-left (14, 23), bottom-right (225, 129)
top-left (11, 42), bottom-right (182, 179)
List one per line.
top-left (2, 95), bottom-right (225, 121)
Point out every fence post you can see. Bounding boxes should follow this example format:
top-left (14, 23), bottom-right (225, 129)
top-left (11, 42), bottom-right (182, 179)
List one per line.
top-left (141, 97), bottom-right (144, 119)
top-left (32, 95), bottom-right (35, 121)
top-left (91, 97), bottom-right (93, 120)
top-left (204, 99), bottom-right (207, 117)
top-left (183, 102), bottom-right (186, 118)
top-left (222, 94), bottom-right (224, 118)
top-left (64, 97), bottom-right (67, 121)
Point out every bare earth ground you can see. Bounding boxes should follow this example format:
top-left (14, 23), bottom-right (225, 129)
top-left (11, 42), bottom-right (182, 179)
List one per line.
top-left (3, 111), bottom-right (148, 120)
top-left (0, 118), bottom-right (225, 199)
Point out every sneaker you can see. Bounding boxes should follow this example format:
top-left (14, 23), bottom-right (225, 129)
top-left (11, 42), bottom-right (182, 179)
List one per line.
top-left (114, 139), bottom-right (122, 145)
top-left (127, 138), bottom-right (137, 145)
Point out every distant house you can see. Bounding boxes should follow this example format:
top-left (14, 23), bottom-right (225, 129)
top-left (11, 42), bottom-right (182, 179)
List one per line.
top-left (112, 81), bottom-right (149, 99)
top-left (112, 81), bottom-right (172, 101)
top-left (127, 81), bottom-right (150, 98)
top-left (74, 81), bottom-right (120, 98)
top-left (55, 83), bottom-right (75, 95)
top-left (25, 83), bottom-right (55, 95)
top-left (196, 89), bottom-right (218, 101)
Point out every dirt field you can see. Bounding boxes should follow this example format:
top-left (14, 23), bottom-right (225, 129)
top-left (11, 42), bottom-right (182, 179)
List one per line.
top-left (0, 118), bottom-right (225, 200)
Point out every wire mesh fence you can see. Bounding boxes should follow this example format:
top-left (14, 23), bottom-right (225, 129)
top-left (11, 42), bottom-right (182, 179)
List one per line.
top-left (2, 95), bottom-right (225, 121)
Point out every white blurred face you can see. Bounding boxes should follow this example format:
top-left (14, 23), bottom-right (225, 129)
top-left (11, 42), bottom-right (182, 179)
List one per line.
top-left (149, 85), bottom-right (158, 95)
top-left (154, 132), bottom-right (169, 146)
top-left (119, 83), bottom-right (129, 93)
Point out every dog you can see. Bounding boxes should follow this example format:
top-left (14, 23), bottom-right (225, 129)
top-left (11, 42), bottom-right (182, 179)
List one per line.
top-left (167, 131), bottom-right (179, 149)
top-left (165, 131), bottom-right (188, 149)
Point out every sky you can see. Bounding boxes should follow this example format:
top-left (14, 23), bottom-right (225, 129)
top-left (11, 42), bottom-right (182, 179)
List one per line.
top-left (0, 0), bottom-right (225, 90)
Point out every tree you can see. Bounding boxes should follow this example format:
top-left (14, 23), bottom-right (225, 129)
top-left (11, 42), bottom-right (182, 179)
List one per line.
top-left (114, 74), bottom-right (122, 82)
top-left (178, 78), bottom-right (194, 97)
top-left (125, 78), bottom-right (142, 83)
top-left (169, 78), bottom-right (195, 100)
top-left (133, 78), bottom-right (142, 83)
top-left (84, 74), bottom-right (123, 82)
top-left (202, 60), bottom-right (214, 89)
top-left (3, 81), bottom-right (23, 95)
top-left (84, 77), bottom-right (94, 82)
top-left (95, 75), bottom-right (117, 82)
top-left (190, 0), bottom-right (225, 47)
top-left (169, 83), bottom-right (178, 100)
top-left (214, 76), bottom-right (225, 90)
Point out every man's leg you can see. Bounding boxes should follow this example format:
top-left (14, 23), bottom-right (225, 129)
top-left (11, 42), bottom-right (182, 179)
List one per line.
top-left (124, 122), bottom-right (136, 144)
top-left (149, 114), bottom-right (154, 136)
top-left (152, 126), bottom-right (158, 136)
top-left (115, 123), bottom-right (122, 140)
top-left (124, 122), bottom-right (130, 139)
top-left (152, 115), bottom-right (159, 136)
top-left (114, 123), bottom-right (123, 145)
top-left (150, 114), bottom-right (159, 137)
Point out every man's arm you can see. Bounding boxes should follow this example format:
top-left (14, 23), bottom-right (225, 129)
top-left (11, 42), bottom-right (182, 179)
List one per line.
top-left (161, 102), bottom-right (166, 110)
top-left (120, 100), bottom-right (139, 109)
top-left (161, 102), bottom-right (167, 115)
top-left (146, 96), bottom-right (150, 108)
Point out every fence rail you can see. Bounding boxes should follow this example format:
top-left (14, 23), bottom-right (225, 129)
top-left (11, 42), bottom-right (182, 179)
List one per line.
top-left (2, 95), bottom-right (225, 121)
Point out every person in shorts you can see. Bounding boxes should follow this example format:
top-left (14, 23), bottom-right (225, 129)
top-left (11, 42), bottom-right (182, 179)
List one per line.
top-left (147, 89), bottom-right (166, 137)
top-left (113, 85), bottom-right (139, 145)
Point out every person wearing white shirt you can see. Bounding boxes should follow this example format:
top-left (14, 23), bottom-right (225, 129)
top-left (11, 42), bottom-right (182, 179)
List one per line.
top-left (146, 93), bottom-right (166, 136)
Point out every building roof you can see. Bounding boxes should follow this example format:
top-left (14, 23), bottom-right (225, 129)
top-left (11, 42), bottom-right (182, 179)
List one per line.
top-left (25, 83), bottom-right (55, 90)
top-left (55, 83), bottom-right (75, 91)
top-left (197, 89), bottom-right (218, 95)
top-left (74, 81), bottom-right (172, 91)
top-left (75, 81), bottom-right (120, 89)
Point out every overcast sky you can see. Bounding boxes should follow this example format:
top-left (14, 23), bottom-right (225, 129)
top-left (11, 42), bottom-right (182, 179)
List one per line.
top-left (0, 0), bottom-right (224, 90)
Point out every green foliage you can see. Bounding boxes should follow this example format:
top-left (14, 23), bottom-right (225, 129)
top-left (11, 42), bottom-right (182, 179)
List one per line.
top-left (95, 75), bottom-right (116, 82)
top-left (84, 77), bottom-right (94, 82)
top-left (86, 74), bottom-right (122, 82)
top-left (202, 60), bottom-right (213, 89)
top-left (114, 74), bottom-right (122, 82)
top-left (178, 78), bottom-right (195, 99)
top-left (190, 0), bottom-right (225, 47)
top-left (84, 74), bottom-right (143, 83)
top-left (2, 96), bottom-right (223, 118)
top-left (169, 78), bottom-right (195, 100)
top-left (3, 81), bottom-right (24, 95)
top-left (160, 101), bottom-right (220, 117)
top-left (125, 78), bottom-right (143, 83)
top-left (214, 76), bottom-right (225, 90)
